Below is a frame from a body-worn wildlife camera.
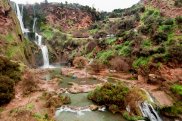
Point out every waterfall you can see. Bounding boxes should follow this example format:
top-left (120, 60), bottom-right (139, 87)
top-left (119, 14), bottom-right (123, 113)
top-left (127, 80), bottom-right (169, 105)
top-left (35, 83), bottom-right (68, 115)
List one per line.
top-left (15, 3), bottom-right (29, 34)
top-left (32, 18), bottom-right (37, 32)
top-left (139, 89), bottom-right (162, 121)
top-left (139, 101), bottom-right (162, 121)
top-left (35, 33), bottom-right (52, 68)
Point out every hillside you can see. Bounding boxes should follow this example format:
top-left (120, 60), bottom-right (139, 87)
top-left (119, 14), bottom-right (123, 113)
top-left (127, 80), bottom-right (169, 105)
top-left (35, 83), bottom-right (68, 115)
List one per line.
top-left (0, 0), bottom-right (39, 67)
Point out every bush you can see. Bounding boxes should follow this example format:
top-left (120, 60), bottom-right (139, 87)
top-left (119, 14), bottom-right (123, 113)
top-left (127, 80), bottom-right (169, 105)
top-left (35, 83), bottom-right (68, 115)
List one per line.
top-left (109, 57), bottom-right (130, 72)
top-left (88, 82), bottom-right (129, 112)
top-left (0, 75), bottom-right (15, 105)
top-left (159, 25), bottom-right (173, 33)
top-left (168, 44), bottom-right (182, 62)
top-left (118, 19), bottom-right (136, 31)
top-left (161, 102), bottom-right (182, 116)
top-left (171, 84), bottom-right (182, 96)
top-left (116, 41), bottom-right (132, 56)
top-left (176, 16), bottom-right (182, 24)
top-left (93, 31), bottom-right (108, 39)
top-left (73, 56), bottom-right (88, 68)
top-left (152, 32), bottom-right (168, 44)
top-left (0, 56), bottom-right (21, 82)
top-left (175, 0), bottom-right (182, 7)
top-left (22, 70), bottom-right (38, 96)
top-left (86, 41), bottom-right (97, 53)
top-left (138, 25), bottom-right (154, 35)
top-left (88, 60), bottom-right (104, 73)
top-left (97, 50), bottom-right (115, 64)
top-left (132, 57), bottom-right (150, 69)
top-left (0, 56), bottom-right (21, 105)
top-left (162, 18), bottom-right (174, 25)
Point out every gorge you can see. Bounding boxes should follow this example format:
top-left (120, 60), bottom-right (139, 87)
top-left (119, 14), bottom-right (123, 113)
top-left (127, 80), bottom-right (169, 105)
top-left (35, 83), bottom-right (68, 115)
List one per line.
top-left (0, 0), bottom-right (182, 121)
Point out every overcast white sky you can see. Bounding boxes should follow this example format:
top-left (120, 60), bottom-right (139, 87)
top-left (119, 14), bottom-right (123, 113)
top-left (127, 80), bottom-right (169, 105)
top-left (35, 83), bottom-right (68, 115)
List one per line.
top-left (11, 0), bottom-right (140, 12)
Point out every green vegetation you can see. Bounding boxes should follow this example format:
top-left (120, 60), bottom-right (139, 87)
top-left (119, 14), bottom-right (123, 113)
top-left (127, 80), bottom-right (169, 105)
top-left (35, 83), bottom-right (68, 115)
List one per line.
top-left (161, 102), bottom-right (182, 116)
top-left (97, 50), bottom-right (115, 64)
top-left (0, 56), bottom-right (21, 105)
top-left (171, 84), bottom-right (182, 96)
top-left (116, 41), bottom-right (132, 56)
top-left (88, 82), bottom-right (129, 111)
top-left (132, 57), bottom-right (150, 69)
top-left (123, 111), bottom-right (144, 121)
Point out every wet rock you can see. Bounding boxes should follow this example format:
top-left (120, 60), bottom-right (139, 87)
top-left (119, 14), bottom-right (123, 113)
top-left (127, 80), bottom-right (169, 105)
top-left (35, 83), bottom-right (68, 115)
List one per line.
top-left (69, 84), bottom-right (98, 94)
top-left (148, 74), bottom-right (166, 84)
top-left (89, 105), bottom-right (98, 111)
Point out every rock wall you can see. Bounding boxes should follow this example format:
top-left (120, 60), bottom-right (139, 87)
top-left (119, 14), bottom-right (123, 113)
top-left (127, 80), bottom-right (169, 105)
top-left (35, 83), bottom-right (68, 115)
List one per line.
top-left (0, 0), bottom-right (40, 67)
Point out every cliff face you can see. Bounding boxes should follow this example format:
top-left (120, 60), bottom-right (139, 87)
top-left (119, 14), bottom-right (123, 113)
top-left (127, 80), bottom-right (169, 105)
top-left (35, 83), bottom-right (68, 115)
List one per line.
top-left (0, 0), bottom-right (39, 67)
top-left (22, 3), bottom-right (99, 32)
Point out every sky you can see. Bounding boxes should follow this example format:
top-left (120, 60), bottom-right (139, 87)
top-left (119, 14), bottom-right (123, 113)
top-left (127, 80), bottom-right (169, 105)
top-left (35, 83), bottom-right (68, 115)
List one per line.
top-left (11, 0), bottom-right (140, 12)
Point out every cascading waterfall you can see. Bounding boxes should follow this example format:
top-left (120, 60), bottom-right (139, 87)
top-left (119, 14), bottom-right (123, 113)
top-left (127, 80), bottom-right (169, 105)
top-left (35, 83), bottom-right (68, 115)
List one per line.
top-left (32, 18), bottom-right (37, 32)
top-left (15, 2), bottom-right (52, 68)
top-left (139, 89), bottom-right (162, 121)
top-left (15, 3), bottom-right (29, 34)
top-left (34, 22), bottom-right (52, 68)
top-left (140, 101), bottom-right (162, 121)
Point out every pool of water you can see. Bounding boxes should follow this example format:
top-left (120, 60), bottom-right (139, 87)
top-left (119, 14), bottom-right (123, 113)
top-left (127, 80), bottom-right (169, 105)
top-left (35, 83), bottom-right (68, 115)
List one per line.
top-left (56, 93), bottom-right (126, 121)
top-left (59, 76), bottom-right (102, 88)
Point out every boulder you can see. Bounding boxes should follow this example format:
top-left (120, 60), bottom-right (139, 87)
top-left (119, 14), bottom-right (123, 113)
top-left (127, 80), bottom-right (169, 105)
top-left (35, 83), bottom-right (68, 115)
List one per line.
top-left (89, 105), bottom-right (98, 111)
top-left (148, 74), bottom-right (166, 84)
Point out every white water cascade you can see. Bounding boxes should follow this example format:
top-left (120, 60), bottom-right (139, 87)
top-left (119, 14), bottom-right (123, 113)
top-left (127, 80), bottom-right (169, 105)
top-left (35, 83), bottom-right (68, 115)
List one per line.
top-left (140, 101), bottom-right (162, 121)
top-left (35, 33), bottom-right (52, 68)
top-left (139, 89), bottom-right (162, 121)
top-left (32, 18), bottom-right (37, 32)
top-left (15, 3), bottom-right (29, 34)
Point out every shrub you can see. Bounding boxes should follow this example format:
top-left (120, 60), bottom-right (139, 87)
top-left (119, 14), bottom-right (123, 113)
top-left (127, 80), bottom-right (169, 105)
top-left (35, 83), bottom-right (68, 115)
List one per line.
top-left (22, 70), bottom-right (38, 96)
top-left (97, 50), bottom-right (115, 64)
top-left (43, 92), bottom-right (71, 108)
top-left (116, 41), bottom-right (132, 56)
top-left (123, 30), bottom-right (138, 41)
top-left (118, 19), bottom-right (136, 31)
top-left (176, 16), bottom-right (182, 24)
top-left (0, 56), bottom-right (21, 82)
top-left (73, 56), bottom-right (88, 68)
top-left (138, 25), bottom-right (154, 35)
top-left (88, 60), bottom-right (104, 73)
top-left (109, 57), bottom-right (130, 72)
top-left (93, 31), bottom-right (108, 39)
top-left (168, 44), bottom-right (182, 62)
top-left (88, 82), bottom-right (129, 112)
top-left (171, 84), bottom-right (182, 96)
top-left (123, 111), bottom-right (144, 121)
top-left (159, 25), bottom-right (173, 33)
top-left (175, 0), bottom-right (182, 7)
top-left (161, 102), bottom-right (182, 116)
top-left (86, 41), bottom-right (97, 53)
top-left (152, 32), bottom-right (168, 44)
top-left (162, 18), bottom-right (174, 25)
top-left (0, 75), bottom-right (15, 105)
top-left (132, 57), bottom-right (150, 69)
top-left (97, 39), bottom-right (107, 50)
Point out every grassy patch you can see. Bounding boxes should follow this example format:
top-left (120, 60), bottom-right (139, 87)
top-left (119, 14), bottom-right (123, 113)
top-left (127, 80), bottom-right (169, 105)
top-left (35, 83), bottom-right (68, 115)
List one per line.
top-left (132, 57), bottom-right (150, 69)
top-left (161, 102), bottom-right (182, 116)
top-left (115, 41), bottom-right (131, 56)
top-left (97, 50), bottom-right (115, 64)
top-left (171, 84), bottom-right (182, 96)
top-left (123, 111), bottom-right (144, 121)
top-left (141, 39), bottom-right (152, 48)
